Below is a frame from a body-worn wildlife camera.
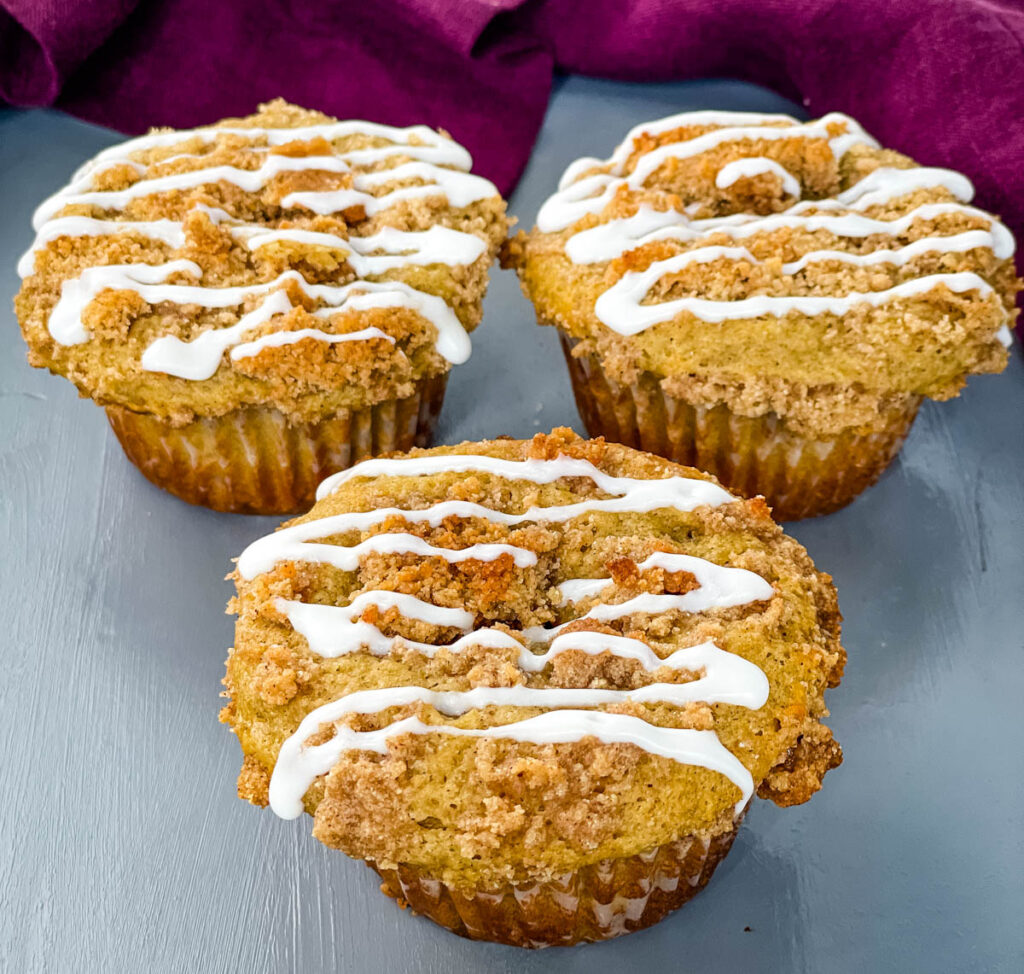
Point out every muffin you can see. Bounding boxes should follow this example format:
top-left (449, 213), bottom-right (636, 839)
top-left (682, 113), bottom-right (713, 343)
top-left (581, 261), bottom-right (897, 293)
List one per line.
top-left (15, 100), bottom-right (507, 514)
top-left (504, 110), bottom-right (1018, 519)
top-left (222, 428), bottom-right (844, 946)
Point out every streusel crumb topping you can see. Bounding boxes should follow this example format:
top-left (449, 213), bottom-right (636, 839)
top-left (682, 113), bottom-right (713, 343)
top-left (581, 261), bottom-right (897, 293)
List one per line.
top-left (223, 430), bottom-right (844, 888)
top-left (16, 101), bottom-right (507, 424)
top-left (507, 112), bottom-right (1017, 436)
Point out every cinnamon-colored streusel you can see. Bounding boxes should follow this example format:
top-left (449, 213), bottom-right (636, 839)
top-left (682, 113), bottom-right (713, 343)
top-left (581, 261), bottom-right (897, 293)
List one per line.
top-left (505, 111), bottom-right (1019, 519)
top-left (15, 100), bottom-right (507, 512)
top-left (222, 429), bottom-right (843, 945)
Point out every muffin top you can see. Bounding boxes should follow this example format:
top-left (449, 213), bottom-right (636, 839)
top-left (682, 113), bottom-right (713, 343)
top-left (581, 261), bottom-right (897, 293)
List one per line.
top-left (222, 429), bottom-right (844, 888)
top-left (506, 111), bottom-right (1018, 436)
top-left (15, 101), bottom-right (507, 425)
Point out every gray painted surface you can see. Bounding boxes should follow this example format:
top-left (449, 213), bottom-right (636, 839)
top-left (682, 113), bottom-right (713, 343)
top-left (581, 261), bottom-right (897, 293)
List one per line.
top-left (1, 77), bottom-right (1021, 973)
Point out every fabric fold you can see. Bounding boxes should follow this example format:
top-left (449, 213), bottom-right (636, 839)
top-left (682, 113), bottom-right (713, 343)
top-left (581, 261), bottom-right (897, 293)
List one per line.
top-left (0, 0), bottom-right (138, 103)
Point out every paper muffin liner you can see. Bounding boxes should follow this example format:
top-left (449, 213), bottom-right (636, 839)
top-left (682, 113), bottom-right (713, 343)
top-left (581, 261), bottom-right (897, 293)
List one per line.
top-left (372, 812), bottom-right (744, 948)
top-left (558, 334), bottom-right (921, 520)
top-left (105, 373), bottom-right (448, 514)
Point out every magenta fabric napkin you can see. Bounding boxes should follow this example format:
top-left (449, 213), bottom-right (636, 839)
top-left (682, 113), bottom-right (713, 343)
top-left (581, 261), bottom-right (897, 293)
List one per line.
top-left (2, 0), bottom-right (1023, 255)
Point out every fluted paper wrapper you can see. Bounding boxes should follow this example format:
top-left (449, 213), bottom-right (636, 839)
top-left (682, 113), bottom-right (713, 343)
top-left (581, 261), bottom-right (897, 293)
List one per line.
top-left (106, 373), bottom-right (448, 514)
top-left (373, 815), bottom-right (743, 948)
top-left (559, 334), bottom-right (920, 520)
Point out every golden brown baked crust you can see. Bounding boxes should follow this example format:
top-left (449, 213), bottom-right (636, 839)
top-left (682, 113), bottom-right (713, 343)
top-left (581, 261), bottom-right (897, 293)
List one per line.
top-left (373, 821), bottom-right (743, 946)
top-left (222, 429), bottom-right (844, 890)
top-left (558, 333), bottom-right (923, 520)
top-left (507, 115), bottom-right (1018, 438)
top-left (15, 100), bottom-right (507, 424)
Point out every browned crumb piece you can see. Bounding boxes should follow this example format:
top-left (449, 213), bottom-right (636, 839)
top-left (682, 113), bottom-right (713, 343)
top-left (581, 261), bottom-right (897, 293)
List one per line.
top-left (237, 755), bottom-right (271, 807)
top-left (757, 724), bottom-right (843, 806)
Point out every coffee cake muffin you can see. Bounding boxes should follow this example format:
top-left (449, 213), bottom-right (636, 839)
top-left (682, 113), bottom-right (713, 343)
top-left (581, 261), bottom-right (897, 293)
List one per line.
top-left (505, 110), bottom-right (1018, 519)
top-left (15, 100), bottom-right (507, 513)
top-left (222, 428), bottom-right (844, 946)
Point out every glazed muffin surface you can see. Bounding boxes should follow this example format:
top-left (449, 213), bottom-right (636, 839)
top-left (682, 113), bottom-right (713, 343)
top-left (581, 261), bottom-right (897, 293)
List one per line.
top-left (507, 110), bottom-right (1016, 439)
top-left (223, 429), bottom-right (844, 902)
top-left (14, 100), bottom-right (508, 512)
top-left (15, 100), bottom-right (507, 425)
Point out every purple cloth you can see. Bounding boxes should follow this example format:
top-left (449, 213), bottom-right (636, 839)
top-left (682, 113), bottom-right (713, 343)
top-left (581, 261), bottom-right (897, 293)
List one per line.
top-left (2, 0), bottom-right (1023, 260)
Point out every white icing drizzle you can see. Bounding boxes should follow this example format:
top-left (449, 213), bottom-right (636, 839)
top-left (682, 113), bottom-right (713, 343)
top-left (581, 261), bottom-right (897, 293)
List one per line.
top-left (835, 166), bottom-right (974, 207)
top-left (16, 217), bottom-right (186, 277)
top-left (50, 262), bottom-right (469, 378)
top-left (285, 589), bottom-right (475, 641)
top-left (595, 258), bottom-right (997, 334)
top-left (715, 158), bottom-right (801, 199)
top-left (269, 637), bottom-right (769, 818)
top-left (527, 554), bottom-right (772, 642)
top-left (555, 552), bottom-right (774, 610)
top-left (73, 119), bottom-right (472, 180)
top-left (627, 123), bottom-right (833, 188)
top-left (275, 594), bottom-right (765, 708)
top-left (280, 162), bottom-right (496, 216)
top-left (19, 215), bottom-right (486, 280)
top-left (536, 174), bottom-right (622, 234)
top-left (557, 110), bottom-right (804, 189)
top-left (27, 118), bottom-right (497, 378)
top-left (229, 325), bottom-right (394, 362)
top-left (565, 207), bottom-right (1012, 335)
top-left (543, 113), bottom-right (1012, 347)
top-left (265, 531), bottom-right (538, 575)
top-left (313, 451), bottom-right (735, 504)
top-left (537, 111), bottom-right (877, 232)
top-left (240, 480), bottom-right (733, 585)
top-left (278, 648), bottom-right (768, 721)
top-left (609, 111), bottom-right (815, 173)
top-left (237, 224), bottom-right (486, 275)
top-left (270, 706), bottom-right (754, 819)
top-left (565, 200), bottom-right (1014, 265)
top-left (280, 594), bottom-right (505, 658)
top-left (530, 635), bottom-right (768, 699)
top-left (81, 139), bottom-right (472, 179)
top-left (334, 142), bottom-right (469, 168)
top-left (50, 259), bottom-right (201, 344)
top-left (278, 551), bottom-right (773, 655)
top-left (35, 154), bottom-right (495, 229)
top-left (243, 448), bottom-right (771, 821)
top-left (565, 205), bottom-right (687, 263)
top-left (778, 231), bottom-right (999, 275)
top-left (33, 154), bottom-right (352, 228)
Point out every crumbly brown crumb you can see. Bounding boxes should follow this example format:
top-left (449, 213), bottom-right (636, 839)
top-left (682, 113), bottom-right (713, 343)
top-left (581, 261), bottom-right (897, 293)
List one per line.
top-left (224, 430), bottom-right (844, 888)
top-left (756, 723), bottom-right (843, 806)
top-left (15, 100), bottom-right (508, 424)
top-left (236, 755), bottom-right (271, 806)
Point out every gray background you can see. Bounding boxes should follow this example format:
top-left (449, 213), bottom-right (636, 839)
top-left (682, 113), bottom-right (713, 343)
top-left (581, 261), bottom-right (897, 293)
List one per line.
top-left (1, 77), bottom-right (1022, 973)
